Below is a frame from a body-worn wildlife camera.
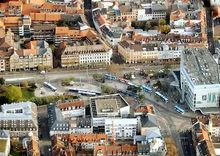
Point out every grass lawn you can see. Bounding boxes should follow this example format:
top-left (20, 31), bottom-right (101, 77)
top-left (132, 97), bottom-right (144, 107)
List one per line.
top-left (21, 88), bottom-right (35, 100)
top-left (11, 151), bottom-right (22, 156)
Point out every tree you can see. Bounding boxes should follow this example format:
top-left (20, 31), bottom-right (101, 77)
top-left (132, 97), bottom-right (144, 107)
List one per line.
top-left (0, 77), bottom-right (5, 85)
top-left (21, 80), bottom-right (29, 88)
top-left (107, 64), bottom-right (122, 76)
top-left (159, 19), bottom-right (166, 25)
top-left (5, 86), bottom-right (23, 102)
top-left (160, 25), bottom-right (171, 34)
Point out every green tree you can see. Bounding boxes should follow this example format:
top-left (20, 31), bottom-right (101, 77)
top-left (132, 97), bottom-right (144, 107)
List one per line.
top-left (159, 19), bottom-right (166, 25)
top-left (160, 25), bottom-right (171, 34)
top-left (5, 86), bottom-right (23, 102)
top-left (0, 77), bottom-right (5, 85)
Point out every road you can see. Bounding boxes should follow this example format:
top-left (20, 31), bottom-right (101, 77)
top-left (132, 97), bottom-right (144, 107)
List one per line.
top-left (38, 105), bottom-right (51, 156)
top-left (3, 64), bottom-right (179, 84)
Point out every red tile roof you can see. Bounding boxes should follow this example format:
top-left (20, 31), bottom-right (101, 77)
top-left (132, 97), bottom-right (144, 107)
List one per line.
top-left (57, 100), bottom-right (85, 109)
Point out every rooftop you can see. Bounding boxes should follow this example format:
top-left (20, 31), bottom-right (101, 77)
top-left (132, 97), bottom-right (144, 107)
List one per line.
top-left (57, 100), bottom-right (84, 110)
top-left (0, 102), bottom-right (37, 120)
top-left (182, 48), bottom-right (219, 85)
top-left (63, 44), bottom-right (109, 55)
top-left (90, 94), bottom-right (129, 118)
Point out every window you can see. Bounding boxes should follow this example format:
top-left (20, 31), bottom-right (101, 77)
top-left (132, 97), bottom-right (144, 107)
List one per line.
top-left (202, 95), bottom-right (207, 101)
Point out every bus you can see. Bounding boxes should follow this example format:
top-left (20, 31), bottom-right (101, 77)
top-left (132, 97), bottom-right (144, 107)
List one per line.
top-left (174, 105), bottom-right (185, 114)
top-left (78, 91), bottom-right (96, 96)
top-left (142, 84), bottom-right (153, 93)
top-left (155, 91), bottom-right (168, 103)
top-left (43, 82), bottom-right (57, 92)
top-left (104, 74), bottom-right (117, 80)
top-left (69, 88), bottom-right (101, 96)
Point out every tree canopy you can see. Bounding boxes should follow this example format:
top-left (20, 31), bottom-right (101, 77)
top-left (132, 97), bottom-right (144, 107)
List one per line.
top-left (5, 86), bottom-right (23, 102)
top-left (0, 77), bottom-right (5, 85)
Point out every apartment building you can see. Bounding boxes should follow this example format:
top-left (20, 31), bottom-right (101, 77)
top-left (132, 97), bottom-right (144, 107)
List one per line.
top-left (57, 100), bottom-right (85, 118)
top-left (180, 48), bottom-right (220, 114)
top-left (94, 144), bottom-right (137, 156)
top-left (61, 44), bottom-right (112, 68)
top-left (105, 118), bottom-right (137, 140)
top-left (55, 26), bottom-right (97, 46)
top-left (192, 122), bottom-right (216, 156)
top-left (208, 116), bottom-right (220, 138)
top-left (31, 25), bottom-right (56, 43)
top-left (9, 40), bottom-right (53, 71)
top-left (0, 102), bottom-right (38, 137)
top-left (26, 135), bottom-right (40, 156)
top-left (48, 102), bottom-right (92, 136)
top-left (30, 13), bottom-right (61, 24)
top-left (51, 134), bottom-right (107, 155)
top-left (0, 130), bottom-right (10, 156)
top-left (118, 40), bottom-right (182, 64)
top-left (8, 1), bottom-right (23, 16)
top-left (2, 16), bottom-right (31, 36)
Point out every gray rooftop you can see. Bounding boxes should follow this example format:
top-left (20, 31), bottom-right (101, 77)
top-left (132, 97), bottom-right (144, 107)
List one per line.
top-left (90, 94), bottom-right (129, 118)
top-left (182, 48), bottom-right (219, 85)
top-left (0, 102), bottom-right (37, 121)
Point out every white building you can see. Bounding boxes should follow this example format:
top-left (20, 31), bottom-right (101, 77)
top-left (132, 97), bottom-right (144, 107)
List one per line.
top-left (0, 102), bottom-right (38, 137)
top-left (105, 118), bottom-right (137, 140)
top-left (61, 44), bottom-right (112, 68)
top-left (0, 130), bottom-right (10, 156)
top-left (57, 100), bottom-right (85, 118)
top-left (90, 94), bottom-right (130, 132)
top-left (180, 48), bottom-right (220, 114)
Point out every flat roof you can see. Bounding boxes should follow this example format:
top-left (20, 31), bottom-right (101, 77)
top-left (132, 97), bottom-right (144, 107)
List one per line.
top-left (182, 48), bottom-right (219, 85)
top-left (90, 94), bottom-right (129, 117)
top-left (96, 99), bottom-right (118, 114)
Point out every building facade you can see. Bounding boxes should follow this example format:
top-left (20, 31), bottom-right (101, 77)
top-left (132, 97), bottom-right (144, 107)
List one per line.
top-left (118, 41), bottom-right (182, 64)
top-left (61, 44), bottom-right (112, 68)
top-left (180, 48), bottom-right (220, 114)
top-left (9, 41), bottom-right (53, 71)
top-left (105, 118), bottom-right (137, 140)
top-left (0, 102), bottom-right (38, 137)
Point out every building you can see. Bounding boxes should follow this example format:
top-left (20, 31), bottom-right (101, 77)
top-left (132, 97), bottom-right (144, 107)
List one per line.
top-left (118, 40), bottom-right (182, 64)
top-left (180, 48), bottom-right (220, 114)
top-left (0, 130), bottom-right (10, 156)
top-left (192, 121), bottom-right (216, 156)
top-left (105, 118), bottom-right (137, 140)
top-left (0, 102), bottom-right (38, 137)
top-left (94, 144), bottom-right (137, 156)
top-left (57, 100), bottom-right (85, 118)
top-left (55, 26), bottom-right (97, 46)
top-left (8, 1), bottom-right (23, 16)
top-left (90, 94), bottom-right (131, 133)
top-left (48, 102), bottom-right (92, 136)
top-left (9, 40), bottom-right (53, 71)
top-left (61, 44), bottom-right (112, 68)
top-left (51, 133), bottom-right (107, 155)
top-left (26, 135), bottom-right (40, 156)
top-left (1, 16), bottom-right (31, 36)
top-left (208, 116), bottom-right (220, 138)
top-left (31, 25), bottom-right (56, 43)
